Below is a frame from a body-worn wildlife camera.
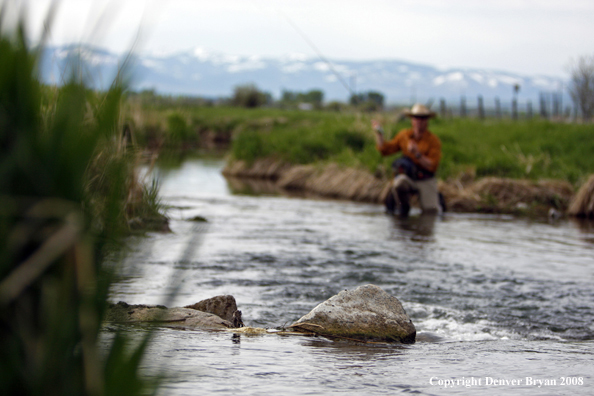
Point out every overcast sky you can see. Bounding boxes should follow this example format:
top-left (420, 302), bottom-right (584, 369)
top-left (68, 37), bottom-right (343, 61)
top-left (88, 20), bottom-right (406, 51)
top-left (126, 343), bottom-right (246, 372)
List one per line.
top-left (22, 0), bottom-right (594, 77)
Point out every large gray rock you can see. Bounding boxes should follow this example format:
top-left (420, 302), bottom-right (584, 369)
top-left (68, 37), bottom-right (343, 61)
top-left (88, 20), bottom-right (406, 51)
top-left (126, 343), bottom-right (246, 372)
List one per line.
top-left (289, 284), bottom-right (416, 343)
top-left (106, 302), bottom-right (234, 329)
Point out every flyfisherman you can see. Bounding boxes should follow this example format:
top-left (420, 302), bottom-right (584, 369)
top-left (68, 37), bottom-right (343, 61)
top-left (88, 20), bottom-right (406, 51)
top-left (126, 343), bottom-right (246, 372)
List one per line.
top-left (373, 103), bottom-right (442, 216)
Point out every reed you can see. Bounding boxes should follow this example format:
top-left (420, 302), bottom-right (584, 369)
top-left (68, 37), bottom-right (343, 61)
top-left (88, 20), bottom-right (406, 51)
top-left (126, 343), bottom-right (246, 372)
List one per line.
top-left (568, 175), bottom-right (594, 217)
top-left (0, 12), bottom-right (160, 396)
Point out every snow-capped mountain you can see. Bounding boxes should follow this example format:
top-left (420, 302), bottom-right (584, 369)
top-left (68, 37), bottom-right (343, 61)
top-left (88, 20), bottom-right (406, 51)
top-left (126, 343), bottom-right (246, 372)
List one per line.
top-left (39, 45), bottom-right (567, 106)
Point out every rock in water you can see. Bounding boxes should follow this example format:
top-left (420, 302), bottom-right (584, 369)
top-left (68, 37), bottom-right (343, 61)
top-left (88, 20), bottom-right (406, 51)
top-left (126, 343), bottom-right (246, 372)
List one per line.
top-left (185, 295), bottom-right (239, 323)
top-left (289, 284), bottom-right (416, 343)
top-left (106, 302), bottom-right (234, 329)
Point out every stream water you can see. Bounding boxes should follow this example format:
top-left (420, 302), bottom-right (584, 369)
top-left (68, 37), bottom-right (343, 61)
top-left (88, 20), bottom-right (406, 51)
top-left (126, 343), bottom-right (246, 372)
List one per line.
top-left (108, 158), bottom-right (594, 395)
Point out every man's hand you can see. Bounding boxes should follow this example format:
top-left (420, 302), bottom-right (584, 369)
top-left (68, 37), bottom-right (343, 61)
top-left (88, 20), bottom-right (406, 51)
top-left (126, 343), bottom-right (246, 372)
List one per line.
top-left (371, 120), bottom-right (383, 133)
top-left (409, 140), bottom-right (435, 170)
top-left (372, 120), bottom-right (385, 147)
top-left (408, 140), bottom-right (420, 158)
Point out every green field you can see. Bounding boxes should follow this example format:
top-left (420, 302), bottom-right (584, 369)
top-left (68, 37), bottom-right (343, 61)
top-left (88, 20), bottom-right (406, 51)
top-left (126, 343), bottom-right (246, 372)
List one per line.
top-left (128, 104), bottom-right (594, 186)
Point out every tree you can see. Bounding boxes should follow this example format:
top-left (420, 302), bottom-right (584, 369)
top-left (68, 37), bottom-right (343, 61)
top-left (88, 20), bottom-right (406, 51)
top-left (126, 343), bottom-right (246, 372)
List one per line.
top-left (300, 89), bottom-right (324, 108)
top-left (280, 89), bottom-right (324, 109)
top-left (568, 55), bottom-right (594, 120)
top-left (281, 90), bottom-right (297, 104)
top-left (349, 90), bottom-right (385, 111)
top-left (232, 84), bottom-right (270, 108)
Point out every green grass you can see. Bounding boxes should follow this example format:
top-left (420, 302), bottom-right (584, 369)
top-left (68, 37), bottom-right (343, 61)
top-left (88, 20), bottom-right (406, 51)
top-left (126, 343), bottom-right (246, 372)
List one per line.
top-left (229, 111), bottom-right (370, 164)
top-left (215, 110), bottom-right (593, 186)
top-left (125, 94), bottom-right (594, 185)
top-left (0, 14), bottom-right (160, 396)
top-left (126, 100), bottom-right (594, 185)
top-left (433, 118), bottom-right (594, 185)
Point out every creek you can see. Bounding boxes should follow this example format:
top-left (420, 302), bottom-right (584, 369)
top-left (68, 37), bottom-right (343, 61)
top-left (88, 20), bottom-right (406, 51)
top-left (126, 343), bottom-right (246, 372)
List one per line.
top-left (108, 158), bottom-right (594, 395)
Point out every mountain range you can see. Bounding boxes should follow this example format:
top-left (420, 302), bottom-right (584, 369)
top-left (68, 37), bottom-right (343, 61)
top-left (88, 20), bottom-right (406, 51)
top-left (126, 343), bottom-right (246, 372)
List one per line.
top-left (39, 45), bottom-right (568, 107)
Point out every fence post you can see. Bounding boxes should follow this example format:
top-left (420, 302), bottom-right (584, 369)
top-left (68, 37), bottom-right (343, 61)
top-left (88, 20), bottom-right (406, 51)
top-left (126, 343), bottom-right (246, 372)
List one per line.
top-left (552, 92), bottom-right (563, 118)
top-left (440, 98), bottom-right (447, 118)
top-left (512, 83), bottom-right (520, 120)
top-left (477, 95), bottom-right (485, 119)
top-left (495, 97), bottom-right (501, 119)
top-left (540, 92), bottom-right (548, 119)
top-left (527, 100), bottom-right (533, 118)
top-left (460, 96), bottom-right (466, 118)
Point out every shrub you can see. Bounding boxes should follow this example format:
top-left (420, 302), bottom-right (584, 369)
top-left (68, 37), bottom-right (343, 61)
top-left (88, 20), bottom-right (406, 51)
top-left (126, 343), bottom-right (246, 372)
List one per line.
top-left (166, 112), bottom-right (198, 146)
top-left (349, 91), bottom-right (385, 111)
top-left (231, 130), bottom-right (267, 164)
top-left (335, 129), bottom-right (366, 152)
top-left (231, 84), bottom-right (270, 108)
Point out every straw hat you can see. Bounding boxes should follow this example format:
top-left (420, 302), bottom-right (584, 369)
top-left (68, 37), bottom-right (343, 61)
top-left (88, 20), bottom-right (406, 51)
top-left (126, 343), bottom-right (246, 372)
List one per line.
top-left (404, 103), bottom-right (436, 118)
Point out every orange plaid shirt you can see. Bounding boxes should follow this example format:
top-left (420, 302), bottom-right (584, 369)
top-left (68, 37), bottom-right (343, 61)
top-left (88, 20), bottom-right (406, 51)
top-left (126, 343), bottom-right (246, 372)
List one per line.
top-left (377, 128), bottom-right (442, 173)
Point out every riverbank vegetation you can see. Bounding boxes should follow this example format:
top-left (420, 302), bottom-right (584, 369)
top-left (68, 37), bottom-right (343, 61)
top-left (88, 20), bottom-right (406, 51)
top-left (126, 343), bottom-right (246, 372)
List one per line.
top-left (123, 101), bottom-right (594, 186)
top-left (0, 16), bottom-right (162, 396)
top-left (228, 114), bottom-right (594, 185)
top-left (121, 93), bottom-right (594, 216)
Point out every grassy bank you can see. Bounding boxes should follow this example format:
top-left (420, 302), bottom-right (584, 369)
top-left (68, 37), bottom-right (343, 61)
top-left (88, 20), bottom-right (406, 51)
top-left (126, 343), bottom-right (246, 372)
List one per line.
top-left (230, 113), bottom-right (594, 186)
top-left (126, 103), bottom-right (594, 186)
top-left (433, 118), bottom-right (594, 185)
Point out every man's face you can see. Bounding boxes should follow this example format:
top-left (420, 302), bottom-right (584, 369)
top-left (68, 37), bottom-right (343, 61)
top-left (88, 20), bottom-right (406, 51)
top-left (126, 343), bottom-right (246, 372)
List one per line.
top-left (411, 116), bottom-right (429, 138)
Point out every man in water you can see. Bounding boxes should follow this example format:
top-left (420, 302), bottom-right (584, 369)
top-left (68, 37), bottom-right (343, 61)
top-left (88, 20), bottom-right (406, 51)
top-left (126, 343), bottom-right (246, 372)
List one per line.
top-left (373, 103), bottom-right (442, 216)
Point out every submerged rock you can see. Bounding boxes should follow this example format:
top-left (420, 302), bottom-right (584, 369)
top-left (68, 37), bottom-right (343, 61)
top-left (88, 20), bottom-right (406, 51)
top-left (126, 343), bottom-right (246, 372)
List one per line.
top-left (289, 284), bottom-right (416, 343)
top-left (188, 215), bottom-right (208, 222)
top-left (128, 216), bottom-right (171, 233)
top-left (106, 301), bottom-right (235, 329)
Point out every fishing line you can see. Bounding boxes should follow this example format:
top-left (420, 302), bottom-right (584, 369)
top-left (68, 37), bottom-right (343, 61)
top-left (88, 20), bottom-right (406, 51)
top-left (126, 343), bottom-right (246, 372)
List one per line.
top-left (280, 13), bottom-right (354, 96)
top-left (249, 1), bottom-right (355, 96)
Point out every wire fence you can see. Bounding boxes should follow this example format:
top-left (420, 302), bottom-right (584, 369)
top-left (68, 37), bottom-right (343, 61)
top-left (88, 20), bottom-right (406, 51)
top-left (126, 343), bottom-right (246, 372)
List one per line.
top-left (434, 92), bottom-right (578, 121)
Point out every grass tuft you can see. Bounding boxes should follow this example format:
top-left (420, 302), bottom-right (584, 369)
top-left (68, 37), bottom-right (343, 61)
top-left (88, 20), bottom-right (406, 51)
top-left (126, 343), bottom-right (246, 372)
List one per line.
top-left (0, 10), bottom-right (162, 396)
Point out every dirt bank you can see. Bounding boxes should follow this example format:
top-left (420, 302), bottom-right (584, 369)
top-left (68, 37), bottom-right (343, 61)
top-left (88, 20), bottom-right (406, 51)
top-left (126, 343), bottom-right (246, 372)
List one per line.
top-left (222, 158), bottom-right (589, 218)
top-left (568, 174), bottom-right (594, 218)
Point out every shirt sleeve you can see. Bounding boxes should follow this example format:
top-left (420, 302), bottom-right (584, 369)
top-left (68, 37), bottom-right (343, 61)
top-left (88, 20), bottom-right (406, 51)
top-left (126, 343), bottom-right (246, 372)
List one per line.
top-left (377, 130), bottom-right (405, 156)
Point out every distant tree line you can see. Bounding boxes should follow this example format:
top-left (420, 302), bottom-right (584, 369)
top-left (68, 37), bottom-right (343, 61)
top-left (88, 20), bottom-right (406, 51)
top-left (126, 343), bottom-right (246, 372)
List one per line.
top-left (228, 84), bottom-right (385, 112)
top-left (349, 91), bottom-right (385, 111)
top-left (129, 89), bottom-right (219, 107)
top-left (280, 89), bottom-right (324, 109)
top-left (231, 84), bottom-right (273, 108)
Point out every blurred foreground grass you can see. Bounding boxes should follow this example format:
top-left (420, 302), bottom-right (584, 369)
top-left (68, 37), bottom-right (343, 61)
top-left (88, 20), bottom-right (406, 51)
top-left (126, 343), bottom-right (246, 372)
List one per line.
top-left (0, 15), bottom-right (160, 396)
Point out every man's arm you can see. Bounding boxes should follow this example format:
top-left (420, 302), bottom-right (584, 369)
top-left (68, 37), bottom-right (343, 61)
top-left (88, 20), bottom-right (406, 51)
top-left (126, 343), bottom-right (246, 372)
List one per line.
top-left (408, 137), bottom-right (441, 173)
top-left (373, 120), bottom-right (403, 156)
top-left (407, 141), bottom-right (436, 171)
